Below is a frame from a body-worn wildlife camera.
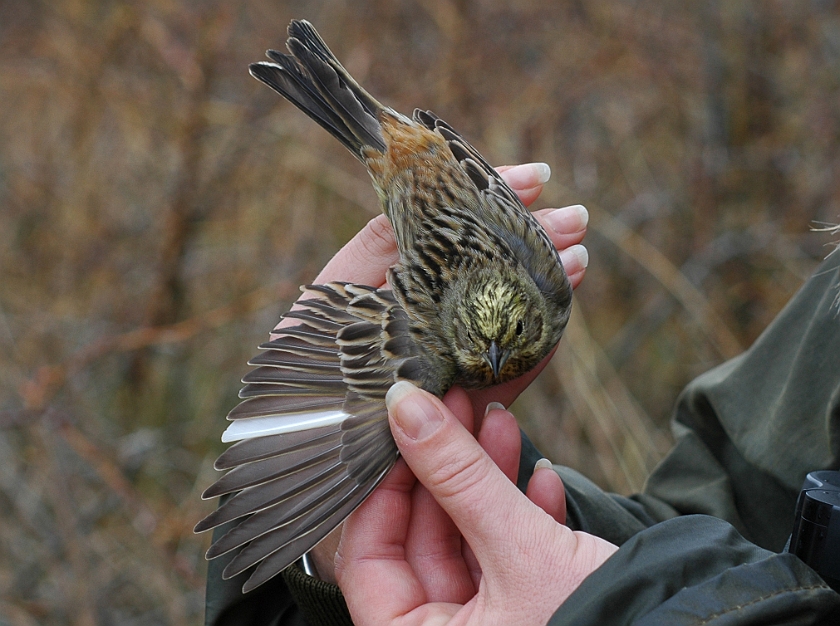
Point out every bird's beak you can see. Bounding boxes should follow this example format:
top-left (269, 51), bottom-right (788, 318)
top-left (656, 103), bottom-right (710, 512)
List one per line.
top-left (486, 341), bottom-right (510, 380)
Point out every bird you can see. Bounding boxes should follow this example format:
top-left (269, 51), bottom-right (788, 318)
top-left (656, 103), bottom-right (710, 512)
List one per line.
top-left (194, 19), bottom-right (572, 593)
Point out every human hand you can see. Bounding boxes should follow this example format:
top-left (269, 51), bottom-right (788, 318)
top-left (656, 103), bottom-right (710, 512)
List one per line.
top-left (334, 382), bottom-right (618, 626)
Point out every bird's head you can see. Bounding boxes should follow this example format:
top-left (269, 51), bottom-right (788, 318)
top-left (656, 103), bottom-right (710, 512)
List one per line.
top-left (445, 268), bottom-right (552, 388)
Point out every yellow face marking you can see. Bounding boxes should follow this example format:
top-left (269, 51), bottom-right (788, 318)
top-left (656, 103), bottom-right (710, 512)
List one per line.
top-left (470, 281), bottom-right (528, 347)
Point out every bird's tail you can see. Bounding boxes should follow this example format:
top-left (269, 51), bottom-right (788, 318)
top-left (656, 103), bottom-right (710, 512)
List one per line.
top-left (249, 20), bottom-right (387, 159)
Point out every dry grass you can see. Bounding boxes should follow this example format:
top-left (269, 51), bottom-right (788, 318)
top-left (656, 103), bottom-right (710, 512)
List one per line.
top-left (1, 0), bottom-right (839, 622)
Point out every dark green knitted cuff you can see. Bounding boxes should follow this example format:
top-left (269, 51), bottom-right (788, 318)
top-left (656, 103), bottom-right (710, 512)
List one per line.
top-left (281, 561), bottom-right (354, 626)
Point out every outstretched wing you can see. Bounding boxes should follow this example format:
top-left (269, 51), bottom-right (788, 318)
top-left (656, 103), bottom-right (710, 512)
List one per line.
top-left (195, 283), bottom-right (424, 592)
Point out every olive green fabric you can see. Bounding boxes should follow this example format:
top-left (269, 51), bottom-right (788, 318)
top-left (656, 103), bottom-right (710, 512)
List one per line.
top-left (281, 563), bottom-right (352, 626)
top-left (205, 251), bottom-right (840, 625)
top-left (551, 516), bottom-right (839, 625)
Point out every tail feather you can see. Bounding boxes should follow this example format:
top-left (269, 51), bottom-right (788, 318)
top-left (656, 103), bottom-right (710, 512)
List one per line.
top-left (286, 20), bottom-right (384, 121)
top-left (283, 39), bottom-right (384, 151)
top-left (249, 19), bottom-right (386, 158)
top-left (249, 61), bottom-right (368, 155)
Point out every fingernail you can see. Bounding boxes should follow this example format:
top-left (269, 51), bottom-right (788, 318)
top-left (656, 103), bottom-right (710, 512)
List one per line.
top-left (386, 381), bottom-right (444, 440)
top-left (544, 204), bottom-right (588, 234)
top-left (559, 244), bottom-right (589, 273)
top-left (484, 401), bottom-right (506, 417)
top-left (534, 458), bottom-right (553, 471)
top-left (532, 163), bottom-right (551, 185)
top-left (504, 162), bottom-right (551, 188)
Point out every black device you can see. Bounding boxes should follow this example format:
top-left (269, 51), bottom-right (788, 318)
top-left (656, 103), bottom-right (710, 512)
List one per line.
top-left (788, 470), bottom-right (840, 591)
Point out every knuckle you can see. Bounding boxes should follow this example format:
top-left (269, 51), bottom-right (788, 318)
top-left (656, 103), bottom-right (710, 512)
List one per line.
top-left (355, 215), bottom-right (396, 260)
top-left (333, 551), bottom-right (347, 580)
top-left (428, 447), bottom-right (489, 502)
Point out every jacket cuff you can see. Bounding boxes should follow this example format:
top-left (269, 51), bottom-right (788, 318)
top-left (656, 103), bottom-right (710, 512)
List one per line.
top-left (281, 561), bottom-right (354, 626)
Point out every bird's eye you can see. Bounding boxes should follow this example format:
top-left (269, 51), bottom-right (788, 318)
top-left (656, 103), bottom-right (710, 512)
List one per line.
top-left (515, 319), bottom-right (524, 336)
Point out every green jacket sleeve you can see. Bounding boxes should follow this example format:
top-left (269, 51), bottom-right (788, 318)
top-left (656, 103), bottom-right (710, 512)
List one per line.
top-left (550, 515), bottom-right (839, 625)
top-left (549, 249), bottom-right (840, 624)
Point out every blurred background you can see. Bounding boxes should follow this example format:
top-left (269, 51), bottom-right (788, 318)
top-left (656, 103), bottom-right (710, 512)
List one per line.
top-left (1, 0), bottom-right (839, 623)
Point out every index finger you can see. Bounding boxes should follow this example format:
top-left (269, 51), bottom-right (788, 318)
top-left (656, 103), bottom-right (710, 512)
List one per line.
top-left (314, 214), bottom-right (397, 288)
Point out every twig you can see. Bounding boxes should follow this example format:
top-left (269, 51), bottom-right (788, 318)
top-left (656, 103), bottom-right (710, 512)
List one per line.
top-left (17, 280), bottom-right (299, 412)
top-left (593, 206), bottom-right (744, 359)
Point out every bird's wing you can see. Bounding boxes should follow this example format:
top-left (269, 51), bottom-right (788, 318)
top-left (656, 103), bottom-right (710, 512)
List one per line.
top-left (413, 109), bottom-right (572, 306)
top-left (195, 283), bottom-right (422, 592)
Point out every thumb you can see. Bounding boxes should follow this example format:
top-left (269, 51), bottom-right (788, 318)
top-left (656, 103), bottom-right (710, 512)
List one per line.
top-left (385, 381), bottom-right (619, 623)
top-left (385, 381), bottom-right (526, 562)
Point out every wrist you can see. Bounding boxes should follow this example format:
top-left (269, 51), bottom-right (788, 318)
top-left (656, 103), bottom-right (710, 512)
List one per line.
top-left (281, 560), bottom-right (353, 626)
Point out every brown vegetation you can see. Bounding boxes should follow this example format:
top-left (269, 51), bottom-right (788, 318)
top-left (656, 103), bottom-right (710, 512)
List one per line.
top-left (1, 1), bottom-right (838, 622)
